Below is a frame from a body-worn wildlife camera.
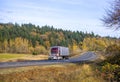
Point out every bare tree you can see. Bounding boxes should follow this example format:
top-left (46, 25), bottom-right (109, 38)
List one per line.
top-left (102, 0), bottom-right (120, 30)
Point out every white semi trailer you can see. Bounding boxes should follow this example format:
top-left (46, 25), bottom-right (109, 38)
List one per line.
top-left (48, 46), bottom-right (69, 60)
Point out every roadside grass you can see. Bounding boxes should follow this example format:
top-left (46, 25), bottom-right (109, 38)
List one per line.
top-left (0, 53), bottom-right (48, 62)
top-left (0, 53), bottom-right (24, 58)
top-left (0, 64), bottom-right (106, 82)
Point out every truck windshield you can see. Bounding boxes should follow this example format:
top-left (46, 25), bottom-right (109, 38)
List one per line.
top-left (51, 48), bottom-right (58, 54)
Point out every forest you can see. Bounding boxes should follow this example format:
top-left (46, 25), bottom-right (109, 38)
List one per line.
top-left (0, 23), bottom-right (119, 55)
top-left (0, 22), bottom-right (97, 55)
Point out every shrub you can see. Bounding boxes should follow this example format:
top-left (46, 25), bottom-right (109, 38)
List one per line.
top-left (105, 44), bottom-right (120, 55)
top-left (32, 51), bottom-right (38, 55)
top-left (101, 63), bottom-right (120, 81)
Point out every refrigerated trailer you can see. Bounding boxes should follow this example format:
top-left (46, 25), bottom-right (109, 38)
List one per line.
top-left (48, 46), bottom-right (69, 60)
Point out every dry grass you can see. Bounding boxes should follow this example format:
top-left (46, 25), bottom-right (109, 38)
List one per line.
top-left (94, 51), bottom-right (106, 63)
top-left (0, 64), bottom-right (106, 82)
top-left (0, 53), bottom-right (48, 62)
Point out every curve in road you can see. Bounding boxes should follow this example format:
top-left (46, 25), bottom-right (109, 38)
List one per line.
top-left (0, 52), bottom-right (97, 68)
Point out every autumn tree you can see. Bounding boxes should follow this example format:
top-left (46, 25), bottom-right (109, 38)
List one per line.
top-left (33, 41), bottom-right (48, 55)
top-left (12, 37), bottom-right (29, 53)
top-left (3, 39), bottom-right (8, 52)
top-left (102, 0), bottom-right (120, 29)
top-left (82, 37), bottom-right (111, 51)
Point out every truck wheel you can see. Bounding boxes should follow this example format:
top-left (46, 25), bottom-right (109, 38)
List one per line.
top-left (65, 57), bottom-right (69, 59)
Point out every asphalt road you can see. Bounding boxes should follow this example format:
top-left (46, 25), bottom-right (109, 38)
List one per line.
top-left (0, 52), bottom-right (97, 68)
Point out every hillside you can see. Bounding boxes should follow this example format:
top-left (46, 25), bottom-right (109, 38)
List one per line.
top-left (0, 22), bottom-right (119, 55)
top-left (0, 23), bottom-right (96, 54)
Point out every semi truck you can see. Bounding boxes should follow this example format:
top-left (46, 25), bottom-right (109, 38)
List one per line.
top-left (48, 46), bottom-right (69, 60)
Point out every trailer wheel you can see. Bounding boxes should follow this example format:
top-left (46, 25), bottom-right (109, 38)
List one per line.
top-left (62, 56), bottom-right (69, 59)
top-left (65, 57), bottom-right (69, 59)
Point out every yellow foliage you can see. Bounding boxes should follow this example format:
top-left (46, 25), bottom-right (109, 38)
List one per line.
top-left (29, 46), bottom-right (34, 53)
top-left (30, 31), bottom-right (37, 36)
top-left (72, 40), bottom-right (79, 51)
top-left (82, 37), bottom-right (117, 51)
top-left (14, 37), bottom-right (29, 53)
top-left (34, 45), bottom-right (47, 55)
top-left (3, 39), bottom-right (8, 52)
top-left (44, 41), bottom-right (50, 49)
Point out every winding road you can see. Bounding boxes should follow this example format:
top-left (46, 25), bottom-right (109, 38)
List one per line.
top-left (0, 52), bottom-right (97, 68)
